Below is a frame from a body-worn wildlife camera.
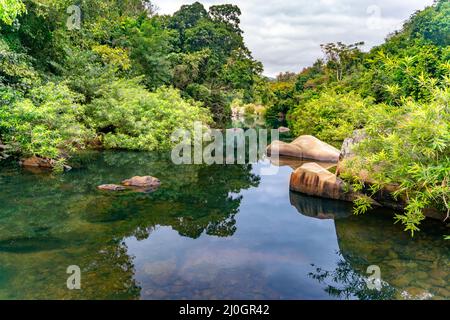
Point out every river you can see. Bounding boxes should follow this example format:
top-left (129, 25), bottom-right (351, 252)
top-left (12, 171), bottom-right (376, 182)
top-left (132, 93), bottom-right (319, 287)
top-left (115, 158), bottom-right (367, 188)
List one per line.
top-left (0, 150), bottom-right (448, 299)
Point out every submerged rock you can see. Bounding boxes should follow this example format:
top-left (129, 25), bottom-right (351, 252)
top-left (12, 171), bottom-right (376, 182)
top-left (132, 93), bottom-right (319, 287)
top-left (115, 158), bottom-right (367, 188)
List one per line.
top-left (97, 176), bottom-right (161, 193)
top-left (267, 135), bottom-right (340, 162)
top-left (97, 184), bottom-right (127, 191)
top-left (122, 176), bottom-right (161, 188)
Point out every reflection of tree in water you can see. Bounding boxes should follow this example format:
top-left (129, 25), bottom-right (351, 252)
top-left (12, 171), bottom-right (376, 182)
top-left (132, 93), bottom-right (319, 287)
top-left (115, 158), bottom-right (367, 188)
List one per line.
top-left (80, 151), bottom-right (260, 239)
top-left (0, 151), bottom-right (259, 299)
top-left (291, 189), bottom-right (449, 300)
top-left (309, 252), bottom-right (396, 300)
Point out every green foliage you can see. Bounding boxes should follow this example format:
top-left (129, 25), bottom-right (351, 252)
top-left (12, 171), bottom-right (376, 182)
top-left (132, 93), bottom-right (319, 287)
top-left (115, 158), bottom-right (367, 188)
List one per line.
top-left (0, 1), bottom-right (262, 167)
top-left (264, 80), bottom-right (296, 128)
top-left (85, 79), bottom-right (212, 151)
top-left (288, 90), bottom-right (372, 144)
top-left (407, 0), bottom-right (450, 46)
top-left (341, 87), bottom-right (450, 236)
top-left (353, 196), bottom-right (373, 216)
top-left (320, 41), bottom-right (365, 82)
top-left (0, 37), bottom-right (38, 91)
top-left (0, 0), bottom-right (25, 26)
top-left (1, 82), bottom-right (93, 159)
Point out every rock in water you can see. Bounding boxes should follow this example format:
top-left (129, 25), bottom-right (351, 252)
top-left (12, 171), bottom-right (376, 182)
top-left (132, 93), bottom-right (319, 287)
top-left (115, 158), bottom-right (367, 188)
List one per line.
top-left (267, 135), bottom-right (340, 162)
top-left (20, 156), bottom-right (72, 172)
top-left (122, 176), bottom-right (161, 188)
top-left (277, 126), bottom-right (290, 133)
top-left (97, 184), bottom-right (127, 191)
top-left (289, 162), bottom-right (372, 203)
top-left (20, 156), bottom-right (56, 169)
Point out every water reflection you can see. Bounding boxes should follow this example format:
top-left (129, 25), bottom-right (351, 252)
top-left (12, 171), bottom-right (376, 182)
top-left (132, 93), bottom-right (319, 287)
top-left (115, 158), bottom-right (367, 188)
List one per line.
top-left (290, 186), bottom-right (449, 300)
top-left (290, 192), bottom-right (352, 220)
top-left (0, 151), bottom-right (448, 300)
top-left (0, 151), bottom-right (258, 299)
top-left (309, 252), bottom-right (397, 300)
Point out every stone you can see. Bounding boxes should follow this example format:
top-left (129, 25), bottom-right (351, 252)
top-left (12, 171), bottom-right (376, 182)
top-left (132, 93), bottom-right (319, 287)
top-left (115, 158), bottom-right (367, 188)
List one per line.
top-left (336, 130), bottom-right (366, 177)
top-left (122, 176), bottom-right (161, 188)
top-left (267, 135), bottom-right (340, 162)
top-left (97, 184), bottom-right (126, 191)
top-left (20, 156), bottom-right (72, 172)
top-left (277, 126), bottom-right (290, 133)
top-left (289, 162), bottom-right (368, 202)
top-left (20, 156), bottom-right (56, 168)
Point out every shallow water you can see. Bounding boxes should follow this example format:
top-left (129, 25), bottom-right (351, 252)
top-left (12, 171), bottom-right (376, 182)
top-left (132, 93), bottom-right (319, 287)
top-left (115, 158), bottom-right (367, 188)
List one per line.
top-left (0, 151), bottom-right (448, 300)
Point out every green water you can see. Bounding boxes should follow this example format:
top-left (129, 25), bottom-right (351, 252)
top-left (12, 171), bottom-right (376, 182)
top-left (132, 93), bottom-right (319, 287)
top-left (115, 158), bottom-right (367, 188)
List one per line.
top-left (0, 151), bottom-right (448, 300)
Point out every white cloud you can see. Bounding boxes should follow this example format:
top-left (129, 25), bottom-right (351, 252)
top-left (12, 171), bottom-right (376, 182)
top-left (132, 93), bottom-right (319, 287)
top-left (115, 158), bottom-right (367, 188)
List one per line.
top-left (152, 0), bottom-right (434, 77)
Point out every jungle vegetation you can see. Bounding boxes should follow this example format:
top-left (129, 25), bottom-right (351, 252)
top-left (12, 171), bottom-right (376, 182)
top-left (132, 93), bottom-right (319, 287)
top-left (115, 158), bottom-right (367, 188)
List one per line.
top-left (1, 1), bottom-right (449, 236)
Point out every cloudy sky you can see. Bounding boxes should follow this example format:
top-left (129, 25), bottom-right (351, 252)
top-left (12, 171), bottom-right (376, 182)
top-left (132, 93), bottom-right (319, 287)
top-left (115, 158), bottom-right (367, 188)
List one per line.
top-left (152, 0), bottom-right (434, 77)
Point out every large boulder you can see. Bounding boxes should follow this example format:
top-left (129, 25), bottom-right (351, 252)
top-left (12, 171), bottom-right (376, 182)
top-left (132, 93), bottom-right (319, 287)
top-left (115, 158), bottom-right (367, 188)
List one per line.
top-left (290, 162), bottom-right (355, 201)
top-left (289, 162), bottom-right (370, 203)
top-left (20, 156), bottom-right (56, 169)
top-left (0, 141), bottom-right (8, 160)
top-left (20, 156), bottom-right (72, 171)
top-left (267, 135), bottom-right (340, 162)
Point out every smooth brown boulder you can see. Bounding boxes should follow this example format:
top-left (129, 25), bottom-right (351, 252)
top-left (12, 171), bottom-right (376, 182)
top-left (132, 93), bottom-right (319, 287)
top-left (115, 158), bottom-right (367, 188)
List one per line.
top-left (20, 156), bottom-right (72, 171)
top-left (289, 162), bottom-right (368, 203)
top-left (97, 184), bottom-right (127, 191)
top-left (20, 156), bottom-right (56, 168)
top-left (122, 176), bottom-right (161, 188)
top-left (267, 135), bottom-right (340, 162)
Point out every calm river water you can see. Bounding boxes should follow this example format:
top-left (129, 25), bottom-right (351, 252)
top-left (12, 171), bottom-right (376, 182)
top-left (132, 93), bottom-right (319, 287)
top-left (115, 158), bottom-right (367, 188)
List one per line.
top-left (0, 151), bottom-right (448, 299)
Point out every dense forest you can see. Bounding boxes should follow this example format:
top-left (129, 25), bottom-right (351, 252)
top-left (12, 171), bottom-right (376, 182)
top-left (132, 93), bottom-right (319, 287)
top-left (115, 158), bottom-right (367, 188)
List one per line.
top-left (0, 0), bottom-right (263, 166)
top-left (0, 0), bottom-right (449, 236)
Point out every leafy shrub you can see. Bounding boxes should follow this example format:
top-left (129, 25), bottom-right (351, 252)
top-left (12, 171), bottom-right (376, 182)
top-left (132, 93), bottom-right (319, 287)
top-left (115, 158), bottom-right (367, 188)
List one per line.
top-left (85, 78), bottom-right (212, 151)
top-left (0, 38), bottom-right (38, 91)
top-left (288, 90), bottom-right (373, 145)
top-left (0, 0), bottom-right (26, 26)
top-left (341, 86), bottom-right (450, 235)
top-left (0, 82), bottom-right (93, 159)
